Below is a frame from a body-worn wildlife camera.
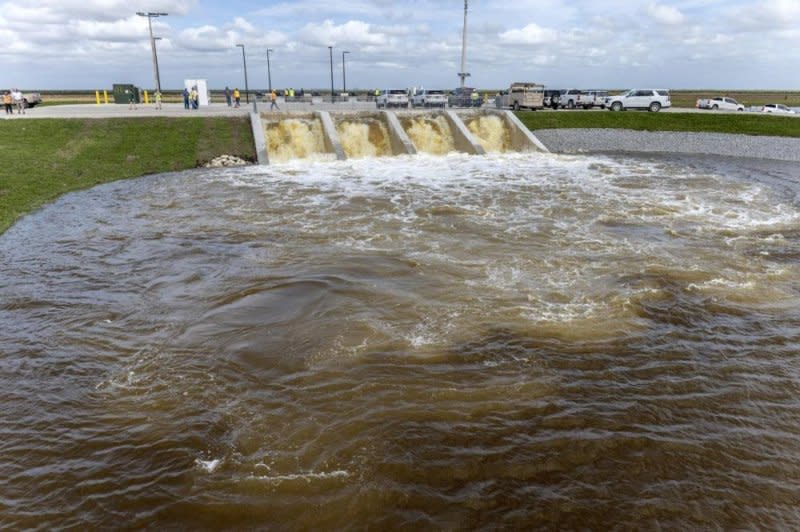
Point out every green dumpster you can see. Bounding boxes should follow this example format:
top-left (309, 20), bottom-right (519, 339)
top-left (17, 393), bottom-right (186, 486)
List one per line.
top-left (112, 84), bottom-right (140, 104)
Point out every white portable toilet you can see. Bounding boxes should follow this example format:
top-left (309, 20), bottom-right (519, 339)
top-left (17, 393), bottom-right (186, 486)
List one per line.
top-left (184, 79), bottom-right (210, 106)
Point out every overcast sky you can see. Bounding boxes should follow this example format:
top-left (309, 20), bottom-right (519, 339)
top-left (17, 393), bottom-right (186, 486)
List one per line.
top-left (1, 0), bottom-right (798, 91)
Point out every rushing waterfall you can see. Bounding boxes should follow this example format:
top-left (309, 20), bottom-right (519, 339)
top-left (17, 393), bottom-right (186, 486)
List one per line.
top-left (335, 118), bottom-right (392, 159)
top-left (265, 118), bottom-right (330, 162)
top-left (465, 114), bottom-right (512, 152)
top-left (401, 114), bottom-right (456, 155)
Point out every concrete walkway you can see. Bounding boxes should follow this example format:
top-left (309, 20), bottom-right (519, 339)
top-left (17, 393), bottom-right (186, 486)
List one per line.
top-left (2, 101), bottom-right (399, 119)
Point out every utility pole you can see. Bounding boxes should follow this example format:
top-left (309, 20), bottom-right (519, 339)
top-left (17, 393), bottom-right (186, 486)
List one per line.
top-left (328, 46), bottom-right (335, 103)
top-left (342, 51), bottom-right (350, 95)
top-left (137, 12), bottom-right (168, 93)
top-left (457, 0), bottom-right (470, 88)
top-left (236, 43), bottom-right (255, 111)
top-left (267, 48), bottom-right (273, 93)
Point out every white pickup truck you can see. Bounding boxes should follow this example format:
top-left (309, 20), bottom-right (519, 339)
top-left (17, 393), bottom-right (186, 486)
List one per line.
top-left (376, 89), bottom-right (409, 109)
top-left (412, 89), bottom-right (447, 108)
top-left (696, 96), bottom-right (745, 111)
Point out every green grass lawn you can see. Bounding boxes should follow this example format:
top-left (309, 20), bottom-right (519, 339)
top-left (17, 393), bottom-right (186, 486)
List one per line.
top-left (0, 116), bottom-right (255, 235)
top-left (515, 110), bottom-right (800, 138)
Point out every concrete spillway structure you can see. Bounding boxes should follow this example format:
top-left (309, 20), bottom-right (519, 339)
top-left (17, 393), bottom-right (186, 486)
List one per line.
top-left (253, 109), bottom-right (546, 164)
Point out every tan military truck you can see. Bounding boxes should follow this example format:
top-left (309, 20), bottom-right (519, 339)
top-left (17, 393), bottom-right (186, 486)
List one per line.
top-left (495, 82), bottom-right (545, 111)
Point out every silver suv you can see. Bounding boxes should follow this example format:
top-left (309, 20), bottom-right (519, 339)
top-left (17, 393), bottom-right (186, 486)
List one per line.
top-left (606, 89), bottom-right (671, 112)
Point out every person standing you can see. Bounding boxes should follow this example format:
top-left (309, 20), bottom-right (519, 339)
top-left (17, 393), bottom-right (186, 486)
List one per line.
top-left (225, 86), bottom-right (232, 107)
top-left (3, 91), bottom-right (13, 115)
top-left (182, 87), bottom-right (190, 109)
top-left (11, 88), bottom-right (24, 114)
top-left (270, 90), bottom-right (279, 111)
top-left (189, 86), bottom-right (198, 110)
top-left (154, 90), bottom-right (162, 110)
top-left (233, 88), bottom-right (241, 108)
top-left (127, 89), bottom-right (137, 110)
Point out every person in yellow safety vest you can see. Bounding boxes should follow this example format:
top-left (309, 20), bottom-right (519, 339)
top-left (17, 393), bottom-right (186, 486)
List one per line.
top-left (470, 90), bottom-right (479, 107)
top-left (233, 88), bottom-right (241, 107)
top-left (374, 88), bottom-right (380, 100)
top-left (154, 90), bottom-right (162, 110)
top-left (270, 90), bottom-right (280, 111)
top-left (2, 91), bottom-right (12, 115)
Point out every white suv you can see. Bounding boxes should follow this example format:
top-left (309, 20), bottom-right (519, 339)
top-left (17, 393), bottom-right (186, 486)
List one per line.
top-left (376, 89), bottom-right (409, 109)
top-left (412, 89), bottom-right (447, 108)
top-left (606, 89), bottom-right (671, 112)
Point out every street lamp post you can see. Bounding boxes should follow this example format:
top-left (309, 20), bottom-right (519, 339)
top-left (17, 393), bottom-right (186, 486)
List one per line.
top-left (328, 46), bottom-right (335, 103)
top-left (236, 43), bottom-right (256, 112)
top-left (342, 51), bottom-right (350, 96)
top-left (136, 12), bottom-right (168, 93)
top-left (266, 48), bottom-right (273, 94)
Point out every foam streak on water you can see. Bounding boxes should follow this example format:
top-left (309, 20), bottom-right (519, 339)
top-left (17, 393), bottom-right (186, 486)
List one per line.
top-left (1, 153), bottom-right (800, 529)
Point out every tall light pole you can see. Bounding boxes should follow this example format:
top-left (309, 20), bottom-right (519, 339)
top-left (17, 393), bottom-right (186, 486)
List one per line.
top-left (328, 46), bottom-right (335, 103)
top-left (137, 12), bottom-right (168, 93)
top-left (266, 48), bottom-right (273, 93)
top-left (153, 37), bottom-right (162, 94)
top-left (457, 0), bottom-right (470, 88)
top-left (342, 50), bottom-right (350, 96)
top-left (236, 43), bottom-right (255, 111)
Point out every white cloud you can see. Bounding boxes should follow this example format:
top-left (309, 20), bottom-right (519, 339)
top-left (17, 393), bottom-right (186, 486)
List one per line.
top-left (645, 3), bottom-right (685, 25)
top-left (498, 23), bottom-right (558, 45)
top-left (297, 20), bottom-right (388, 46)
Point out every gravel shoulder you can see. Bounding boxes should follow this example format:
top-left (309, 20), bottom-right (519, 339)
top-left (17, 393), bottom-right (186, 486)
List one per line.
top-left (534, 128), bottom-right (800, 162)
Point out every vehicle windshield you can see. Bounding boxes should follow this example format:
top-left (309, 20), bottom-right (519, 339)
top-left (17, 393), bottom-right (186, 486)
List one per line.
top-left (427, 90), bottom-right (444, 95)
top-left (389, 90), bottom-right (406, 95)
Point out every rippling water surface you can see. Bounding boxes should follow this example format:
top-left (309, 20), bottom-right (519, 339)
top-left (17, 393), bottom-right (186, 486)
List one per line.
top-left (2, 153), bottom-right (800, 529)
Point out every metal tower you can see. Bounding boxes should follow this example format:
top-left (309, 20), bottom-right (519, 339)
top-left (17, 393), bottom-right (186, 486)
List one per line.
top-left (458, 0), bottom-right (470, 87)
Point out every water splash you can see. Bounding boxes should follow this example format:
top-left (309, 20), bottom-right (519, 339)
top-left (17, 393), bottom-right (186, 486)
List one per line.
top-left (401, 115), bottom-right (456, 155)
top-left (336, 119), bottom-right (391, 158)
top-left (466, 114), bottom-right (512, 152)
top-left (265, 118), bottom-right (329, 162)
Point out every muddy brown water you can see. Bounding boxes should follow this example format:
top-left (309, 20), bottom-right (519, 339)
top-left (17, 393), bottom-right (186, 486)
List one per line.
top-left (1, 153), bottom-right (800, 529)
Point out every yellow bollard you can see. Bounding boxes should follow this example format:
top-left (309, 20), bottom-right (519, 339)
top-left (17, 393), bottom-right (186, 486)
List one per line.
top-left (104, 90), bottom-right (109, 104)
top-left (95, 90), bottom-right (100, 105)
top-left (144, 90), bottom-right (149, 104)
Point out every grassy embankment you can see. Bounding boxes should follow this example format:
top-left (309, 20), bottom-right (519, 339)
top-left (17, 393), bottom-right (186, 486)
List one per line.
top-left (0, 116), bottom-right (255, 235)
top-left (516, 110), bottom-right (800, 138)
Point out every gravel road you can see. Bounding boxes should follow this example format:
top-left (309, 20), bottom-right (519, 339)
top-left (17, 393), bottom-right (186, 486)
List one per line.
top-left (533, 128), bottom-right (800, 162)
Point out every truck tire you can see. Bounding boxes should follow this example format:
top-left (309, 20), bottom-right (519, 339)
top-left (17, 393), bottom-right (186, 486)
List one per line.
top-left (649, 102), bottom-right (661, 112)
top-left (567, 100), bottom-right (575, 109)
top-left (611, 102), bottom-right (622, 112)
top-left (513, 102), bottom-right (520, 111)
top-left (712, 104), bottom-right (719, 110)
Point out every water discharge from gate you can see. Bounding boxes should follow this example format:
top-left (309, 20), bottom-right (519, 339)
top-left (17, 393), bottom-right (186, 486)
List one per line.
top-left (401, 114), bottom-right (456, 155)
top-left (466, 114), bottom-right (513, 152)
top-left (264, 117), bottom-right (331, 162)
top-left (335, 118), bottom-right (392, 159)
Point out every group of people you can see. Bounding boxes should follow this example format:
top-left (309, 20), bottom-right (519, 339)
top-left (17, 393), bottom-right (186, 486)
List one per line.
top-left (3, 89), bottom-right (26, 115)
top-left (182, 86), bottom-right (201, 110)
top-left (224, 86), bottom-right (242, 107)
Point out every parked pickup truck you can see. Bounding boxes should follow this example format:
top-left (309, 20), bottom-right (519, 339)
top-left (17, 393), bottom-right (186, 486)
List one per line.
top-left (496, 82), bottom-right (544, 111)
top-left (696, 96), bottom-right (744, 111)
top-left (376, 89), bottom-right (409, 109)
top-left (12, 92), bottom-right (42, 108)
top-left (412, 89), bottom-right (447, 108)
top-left (581, 90), bottom-right (608, 109)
